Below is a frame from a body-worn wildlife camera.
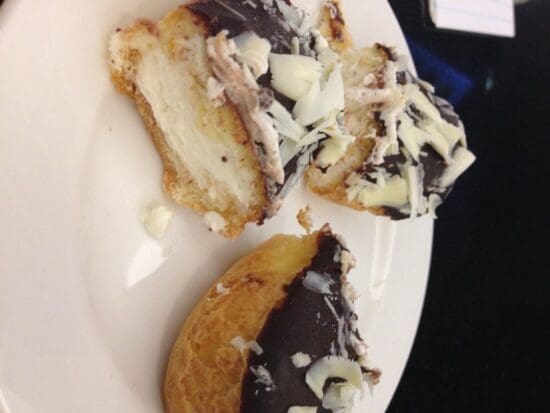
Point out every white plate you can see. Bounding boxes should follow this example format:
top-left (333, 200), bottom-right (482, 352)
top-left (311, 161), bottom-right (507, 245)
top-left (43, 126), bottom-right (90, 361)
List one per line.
top-left (0, 1), bottom-right (432, 412)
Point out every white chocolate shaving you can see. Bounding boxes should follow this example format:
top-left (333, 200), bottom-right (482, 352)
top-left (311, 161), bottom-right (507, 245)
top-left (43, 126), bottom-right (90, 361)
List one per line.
top-left (270, 53), bottom-right (322, 101)
top-left (233, 31), bottom-right (271, 78)
top-left (250, 365), bottom-right (274, 387)
top-left (322, 382), bottom-right (357, 410)
top-left (268, 100), bottom-right (307, 142)
top-left (305, 356), bottom-right (363, 400)
top-left (303, 271), bottom-right (334, 295)
top-left (346, 173), bottom-right (408, 208)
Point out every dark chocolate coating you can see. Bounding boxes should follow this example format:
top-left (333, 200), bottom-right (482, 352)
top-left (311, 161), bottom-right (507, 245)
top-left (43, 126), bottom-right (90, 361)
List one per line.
top-left (240, 232), bottom-right (361, 412)
top-left (372, 70), bottom-right (463, 219)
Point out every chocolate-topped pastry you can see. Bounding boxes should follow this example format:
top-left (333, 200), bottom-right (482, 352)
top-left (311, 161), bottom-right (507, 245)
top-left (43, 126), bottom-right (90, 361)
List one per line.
top-left (164, 224), bottom-right (379, 413)
top-left (108, 0), bottom-right (351, 237)
top-left (307, 10), bottom-right (476, 219)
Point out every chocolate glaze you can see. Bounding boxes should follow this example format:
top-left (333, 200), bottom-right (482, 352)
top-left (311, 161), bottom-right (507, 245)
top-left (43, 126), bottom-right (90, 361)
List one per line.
top-left (189, 0), bottom-right (312, 111)
top-left (189, 0), bottom-right (298, 53)
top-left (368, 70), bottom-right (463, 219)
top-left (381, 144), bottom-right (452, 220)
top-left (240, 232), bottom-right (363, 412)
top-left (420, 144), bottom-right (452, 198)
top-left (362, 153), bottom-right (406, 181)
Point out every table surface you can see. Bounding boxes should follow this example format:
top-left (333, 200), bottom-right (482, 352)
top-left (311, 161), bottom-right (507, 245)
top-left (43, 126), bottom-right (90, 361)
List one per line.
top-left (387, 1), bottom-right (547, 411)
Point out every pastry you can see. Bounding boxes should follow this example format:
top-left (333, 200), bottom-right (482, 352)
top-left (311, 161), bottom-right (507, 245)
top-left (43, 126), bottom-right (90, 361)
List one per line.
top-left (108, 0), bottom-right (351, 238)
top-left (307, 18), bottom-right (476, 219)
top-left (108, 0), bottom-right (475, 237)
top-left (163, 224), bottom-right (379, 412)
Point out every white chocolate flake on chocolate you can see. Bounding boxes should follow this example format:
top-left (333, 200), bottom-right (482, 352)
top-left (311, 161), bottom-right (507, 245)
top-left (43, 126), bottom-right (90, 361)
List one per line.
top-left (322, 382), bottom-right (357, 411)
top-left (288, 407), bottom-right (317, 413)
top-left (324, 296), bottom-right (347, 358)
top-left (141, 205), bottom-right (174, 239)
top-left (291, 352), bottom-right (312, 368)
top-left (250, 364), bottom-right (275, 388)
top-left (270, 53), bottom-right (323, 101)
top-left (231, 336), bottom-right (264, 355)
top-left (303, 271), bottom-right (334, 295)
top-left (305, 356), bottom-right (363, 400)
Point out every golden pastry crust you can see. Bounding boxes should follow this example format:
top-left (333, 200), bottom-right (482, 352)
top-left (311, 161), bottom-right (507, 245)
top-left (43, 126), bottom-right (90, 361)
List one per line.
top-left (163, 231), bottom-right (321, 413)
top-left (109, 7), bottom-right (267, 239)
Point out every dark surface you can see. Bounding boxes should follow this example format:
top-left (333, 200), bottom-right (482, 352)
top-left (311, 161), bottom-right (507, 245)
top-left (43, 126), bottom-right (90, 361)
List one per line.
top-left (387, 1), bottom-right (548, 411)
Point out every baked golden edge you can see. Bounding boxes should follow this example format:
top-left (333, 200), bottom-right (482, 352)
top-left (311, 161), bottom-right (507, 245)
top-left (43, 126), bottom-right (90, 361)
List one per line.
top-left (163, 230), bottom-right (321, 413)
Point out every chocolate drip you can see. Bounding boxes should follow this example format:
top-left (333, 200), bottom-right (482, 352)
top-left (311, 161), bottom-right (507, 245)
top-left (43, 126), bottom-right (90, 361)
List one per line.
top-left (240, 233), bottom-right (360, 412)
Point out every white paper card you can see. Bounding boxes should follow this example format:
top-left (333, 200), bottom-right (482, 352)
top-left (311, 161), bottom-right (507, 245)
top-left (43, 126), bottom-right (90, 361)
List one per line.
top-left (429, 0), bottom-right (515, 38)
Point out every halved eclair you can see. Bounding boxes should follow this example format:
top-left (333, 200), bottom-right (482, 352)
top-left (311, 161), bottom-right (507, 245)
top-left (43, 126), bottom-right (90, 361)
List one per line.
top-left (108, 1), bottom-right (352, 238)
top-left (163, 224), bottom-right (379, 412)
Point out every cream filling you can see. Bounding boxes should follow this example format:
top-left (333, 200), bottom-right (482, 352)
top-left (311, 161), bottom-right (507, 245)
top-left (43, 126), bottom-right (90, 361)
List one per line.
top-left (111, 31), bottom-right (257, 208)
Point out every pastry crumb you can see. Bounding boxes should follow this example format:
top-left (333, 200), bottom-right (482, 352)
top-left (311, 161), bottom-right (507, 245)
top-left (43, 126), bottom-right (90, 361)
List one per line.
top-left (297, 206), bottom-right (313, 234)
top-left (142, 204), bottom-right (174, 239)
